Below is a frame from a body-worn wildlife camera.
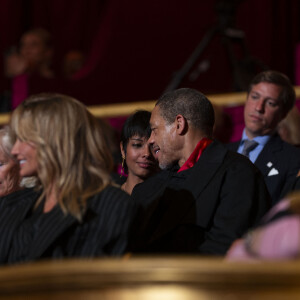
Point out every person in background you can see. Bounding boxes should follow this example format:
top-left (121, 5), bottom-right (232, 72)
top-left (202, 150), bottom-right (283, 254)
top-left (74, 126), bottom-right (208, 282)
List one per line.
top-left (62, 50), bottom-right (85, 79)
top-left (212, 104), bottom-right (233, 144)
top-left (277, 106), bottom-right (300, 147)
top-left (0, 127), bottom-right (21, 197)
top-left (226, 188), bottom-right (300, 261)
top-left (119, 110), bottom-right (159, 195)
top-left (7, 93), bottom-right (136, 264)
top-left (0, 126), bottom-right (38, 263)
top-left (4, 28), bottom-right (54, 79)
top-left (4, 28), bottom-right (54, 109)
top-left (227, 70), bottom-right (300, 205)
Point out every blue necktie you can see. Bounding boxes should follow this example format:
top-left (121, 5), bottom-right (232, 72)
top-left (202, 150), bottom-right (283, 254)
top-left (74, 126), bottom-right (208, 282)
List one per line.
top-left (242, 140), bottom-right (258, 157)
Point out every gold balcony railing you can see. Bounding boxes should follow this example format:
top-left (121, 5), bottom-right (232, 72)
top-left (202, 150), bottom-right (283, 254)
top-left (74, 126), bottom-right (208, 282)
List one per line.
top-left (0, 257), bottom-right (300, 299)
top-left (1, 86), bottom-right (300, 125)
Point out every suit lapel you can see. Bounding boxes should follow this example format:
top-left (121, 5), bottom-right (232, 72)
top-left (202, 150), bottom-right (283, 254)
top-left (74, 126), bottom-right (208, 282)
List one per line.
top-left (255, 135), bottom-right (282, 176)
top-left (146, 141), bottom-right (228, 242)
top-left (178, 140), bottom-right (227, 200)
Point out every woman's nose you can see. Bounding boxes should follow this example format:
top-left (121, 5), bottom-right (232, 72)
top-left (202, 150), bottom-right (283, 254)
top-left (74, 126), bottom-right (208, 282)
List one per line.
top-left (142, 145), bottom-right (151, 157)
top-left (11, 140), bottom-right (20, 156)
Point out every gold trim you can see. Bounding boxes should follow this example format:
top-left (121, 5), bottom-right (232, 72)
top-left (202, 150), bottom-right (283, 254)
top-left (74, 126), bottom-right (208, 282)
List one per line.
top-left (1, 257), bottom-right (300, 299)
top-left (1, 86), bottom-right (300, 125)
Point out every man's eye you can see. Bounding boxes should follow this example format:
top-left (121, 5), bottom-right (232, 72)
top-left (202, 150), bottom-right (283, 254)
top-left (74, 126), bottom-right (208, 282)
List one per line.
top-left (267, 101), bottom-right (277, 107)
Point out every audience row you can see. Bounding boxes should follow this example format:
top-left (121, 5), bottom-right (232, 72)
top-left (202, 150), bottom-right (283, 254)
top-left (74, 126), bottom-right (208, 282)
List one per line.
top-left (0, 70), bottom-right (299, 264)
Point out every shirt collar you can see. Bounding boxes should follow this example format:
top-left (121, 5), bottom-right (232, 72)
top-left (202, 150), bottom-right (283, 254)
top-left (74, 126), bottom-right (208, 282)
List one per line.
top-left (241, 129), bottom-right (271, 146)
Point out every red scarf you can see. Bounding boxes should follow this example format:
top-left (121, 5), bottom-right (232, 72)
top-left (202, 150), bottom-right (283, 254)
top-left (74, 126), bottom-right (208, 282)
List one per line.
top-left (177, 138), bottom-right (212, 173)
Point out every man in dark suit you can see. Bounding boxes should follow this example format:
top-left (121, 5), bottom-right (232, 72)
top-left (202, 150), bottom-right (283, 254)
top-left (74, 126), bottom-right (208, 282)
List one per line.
top-left (227, 70), bottom-right (300, 205)
top-left (130, 88), bottom-right (270, 255)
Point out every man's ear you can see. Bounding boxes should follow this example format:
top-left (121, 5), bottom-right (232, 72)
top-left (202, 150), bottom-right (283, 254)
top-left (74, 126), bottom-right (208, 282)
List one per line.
top-left (175, 114), bottom-right (188, 135)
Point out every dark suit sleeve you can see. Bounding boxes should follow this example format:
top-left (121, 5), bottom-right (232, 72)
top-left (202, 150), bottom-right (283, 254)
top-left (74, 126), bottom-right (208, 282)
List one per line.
top-left (198, 155), bottom-right (271, 255)
top-left (278, 147), bottom-right (300, 200)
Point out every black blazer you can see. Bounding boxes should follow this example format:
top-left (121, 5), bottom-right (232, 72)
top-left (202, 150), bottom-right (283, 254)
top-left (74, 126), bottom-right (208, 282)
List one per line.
top-left (0, 188), bottom-right (39, 263)
top-left (7, 185), bottom-right (136, 264)
top-left (227, 134), bottom-right (300, 205)
top-left (130, 140), bottom-right (271, 255)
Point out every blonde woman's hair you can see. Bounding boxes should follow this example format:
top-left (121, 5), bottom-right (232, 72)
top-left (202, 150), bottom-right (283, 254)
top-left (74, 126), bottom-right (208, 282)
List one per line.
top-left (10, 93), bottom-right (113, 221)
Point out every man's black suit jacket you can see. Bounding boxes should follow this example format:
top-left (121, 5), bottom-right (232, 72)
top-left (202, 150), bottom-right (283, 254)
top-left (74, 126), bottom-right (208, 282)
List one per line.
top-left (227, 134), bottom-right (300, 205)
top-left (130, 140), bottom-right (271, 255)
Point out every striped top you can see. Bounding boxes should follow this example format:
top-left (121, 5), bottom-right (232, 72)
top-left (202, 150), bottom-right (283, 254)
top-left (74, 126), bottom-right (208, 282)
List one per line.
top-left (0, 188), bottom-right (39, 264)
top-left (8, 185), bottom-right (135, 264)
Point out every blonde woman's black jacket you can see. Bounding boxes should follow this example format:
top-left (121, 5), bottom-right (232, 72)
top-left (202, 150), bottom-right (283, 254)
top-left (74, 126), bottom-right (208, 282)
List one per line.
top-left (7, 185), bottom-right (136, 264)
top-left (129, 140), bottom-right (271, 255)
top-left (0, 188), bottom-right (39, 263)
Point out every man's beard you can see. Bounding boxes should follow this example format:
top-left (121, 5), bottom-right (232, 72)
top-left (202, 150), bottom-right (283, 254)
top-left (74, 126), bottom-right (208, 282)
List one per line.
top-left (158, 155), bottom-right (177, 170)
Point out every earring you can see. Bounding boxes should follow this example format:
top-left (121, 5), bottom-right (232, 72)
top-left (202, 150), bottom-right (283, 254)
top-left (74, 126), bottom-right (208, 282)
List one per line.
top-left (120, 156), bottom-right (125, 177)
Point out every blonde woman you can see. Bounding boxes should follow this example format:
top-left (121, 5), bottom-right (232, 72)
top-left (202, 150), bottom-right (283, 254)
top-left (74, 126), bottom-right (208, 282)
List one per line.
top-left (8, 93), bottom-right (135, 264)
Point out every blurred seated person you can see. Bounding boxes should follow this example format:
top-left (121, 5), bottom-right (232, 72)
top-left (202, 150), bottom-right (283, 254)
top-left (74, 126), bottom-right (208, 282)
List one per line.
top-left (226, 185), bottom-right (300, 261)
top-left (120, 110), bottom-right (159, 195)
top-left (277, 106), bottom-right (300, 147)
top-left (4, 28), bottom-right (54, 79)
top-left (97, 117), bottom-right (121, 174)
top-left (62, 50), bottom-right (85, 79)
top-left (212, 104), bottom-right (233, 143)
top-left (4, 28), bottom-right (54, 109)
top-left (7, 93), bottom-right (136, 264)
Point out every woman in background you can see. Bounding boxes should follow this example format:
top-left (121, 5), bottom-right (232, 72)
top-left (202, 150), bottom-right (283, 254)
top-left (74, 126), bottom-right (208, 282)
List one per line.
top-left (0, 126), bottom-right (38, 263)
top-left (277, 106), bottom-right (300, 147)
top-left (0, 127), bottom-right (21, 198)
top-left (120, 110), bottom-right (159, 195)
top-left (8, 93), bottom-right (135, 264)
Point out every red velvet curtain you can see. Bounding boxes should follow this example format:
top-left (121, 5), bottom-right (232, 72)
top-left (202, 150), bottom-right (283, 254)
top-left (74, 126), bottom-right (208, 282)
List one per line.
top-left (0, 0), bottom-right (300, 106)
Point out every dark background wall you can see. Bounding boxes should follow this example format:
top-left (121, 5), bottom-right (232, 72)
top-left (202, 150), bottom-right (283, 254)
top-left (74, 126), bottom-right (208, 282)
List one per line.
top-left (0, 0), bottom-right (300, 106)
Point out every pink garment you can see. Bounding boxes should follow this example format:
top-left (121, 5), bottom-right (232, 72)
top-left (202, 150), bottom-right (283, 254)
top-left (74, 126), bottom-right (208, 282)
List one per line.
top-left (11, 73), bottom-right (28, 109)
top-left (226, 199), bottom-right (300, 261)
top-left (295, 43), bottom-right (300, 85)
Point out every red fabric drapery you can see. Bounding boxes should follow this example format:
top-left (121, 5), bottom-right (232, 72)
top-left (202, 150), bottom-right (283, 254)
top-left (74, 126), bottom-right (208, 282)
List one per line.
top-left (0, 0), bottom-right (300, 106)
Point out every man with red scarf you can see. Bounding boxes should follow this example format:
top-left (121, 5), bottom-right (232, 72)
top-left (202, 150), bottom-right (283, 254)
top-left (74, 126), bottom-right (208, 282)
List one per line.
top-left (129, 88), bottom-right (270, 255)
